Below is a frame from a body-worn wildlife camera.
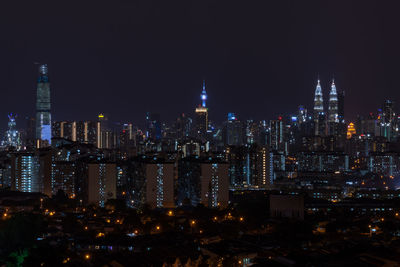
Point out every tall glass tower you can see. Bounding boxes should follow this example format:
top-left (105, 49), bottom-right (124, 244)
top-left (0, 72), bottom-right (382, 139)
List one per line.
top-left (36, 64), bottom-right (52, 146)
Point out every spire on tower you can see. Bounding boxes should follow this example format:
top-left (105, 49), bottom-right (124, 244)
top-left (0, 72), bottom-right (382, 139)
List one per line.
top-left (201, 80), bottom-right (207, 108)
top-left (328, 79), bottom-right (339, 123)
top-left (330, 79), bottom-right (337, 96)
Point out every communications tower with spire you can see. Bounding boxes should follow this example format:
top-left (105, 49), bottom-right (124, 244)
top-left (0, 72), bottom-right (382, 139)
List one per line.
top-left (201, 80), bottom-right (207, 108)
top-left (195, 80), bottom-right (209, 137)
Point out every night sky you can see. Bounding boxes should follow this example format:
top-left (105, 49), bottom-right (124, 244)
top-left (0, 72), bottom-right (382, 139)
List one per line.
top-left (0, 0), bottom-right (399, 130)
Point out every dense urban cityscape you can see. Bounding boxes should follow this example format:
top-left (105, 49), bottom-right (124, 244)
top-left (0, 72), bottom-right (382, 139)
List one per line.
top-left (2, 0), bottom-right (400, 265)
top-left (0, 63), bottom-right (400, 266)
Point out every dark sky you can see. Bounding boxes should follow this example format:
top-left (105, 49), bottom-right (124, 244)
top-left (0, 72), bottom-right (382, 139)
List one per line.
top-left (0, 0), bottom-right (399, 130)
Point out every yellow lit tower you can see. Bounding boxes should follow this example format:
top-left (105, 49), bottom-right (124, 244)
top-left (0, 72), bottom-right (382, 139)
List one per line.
top-left (347, 122), bottom-right (356, 139)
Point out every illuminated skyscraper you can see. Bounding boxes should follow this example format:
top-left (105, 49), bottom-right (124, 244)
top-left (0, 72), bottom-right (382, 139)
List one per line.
top-left (195, 107), bottom-right (208, 136)
top-left (4, 114), bottom-right (21, 148)
top-left (84, 121), bottom-right (98, 145)
top-left (97, 113), bottom-right (115, 149)
top-left (313, 79), bottom-right (324, 118)
top-left (328, 79), bottom-right (340, 136)
top-left (35, 64), bottom-right (52, 146)
top-left (269, 118), bottom-right (283, 151)
top-left (328, 79), bottom-right (338, 123)
top-left (297, 106), bottom-right (308, 124)
top-left (313, 79), bottom-right (326, 136)
top-left (380, 100), bottom-right (396, 141)
top-left (52, 121), bottom-right (76, 141)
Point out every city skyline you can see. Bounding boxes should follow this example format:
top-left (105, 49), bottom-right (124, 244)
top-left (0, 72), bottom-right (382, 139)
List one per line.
top-left (0, 72), bottom-right (397, 131)
top-left (2, 2), bottom-right (400, 265)
top-left (0, 75), bottom-right (395, 140)
top-left (0, 1), bottom-right (400, 128)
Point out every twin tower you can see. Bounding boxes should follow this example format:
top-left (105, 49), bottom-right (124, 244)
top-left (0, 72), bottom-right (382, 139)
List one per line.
top-left (313, 79), bottom-right (344, 136)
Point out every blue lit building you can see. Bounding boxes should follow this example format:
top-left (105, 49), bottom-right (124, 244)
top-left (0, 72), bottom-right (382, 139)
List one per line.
top-left (201, 80), bottom-right (207, 108)
top-left (36, 64), bottom-right (52, 146)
